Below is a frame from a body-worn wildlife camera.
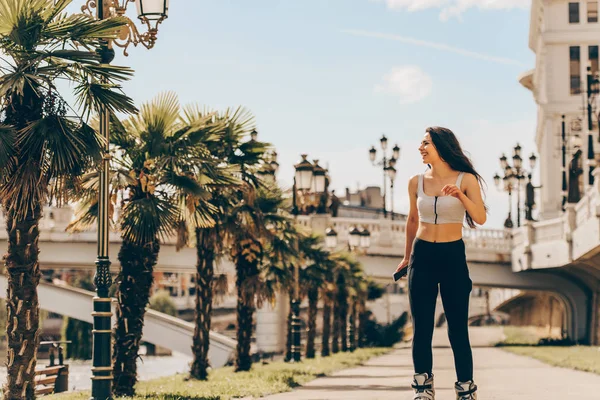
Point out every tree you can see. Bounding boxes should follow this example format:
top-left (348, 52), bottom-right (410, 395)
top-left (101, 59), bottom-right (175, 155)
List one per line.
top-left (178, 106), bottom-right (266, 380)
top-left (0, 2), bottom-right (135, 398)
top-left (70, 92), bottom-right (226, 396)
top-left (149, 289), bottom-right (177, 317)
top-left (227, 185), bottom-right (292, 372)
top-left (299, 236), bottom-right (331, 359)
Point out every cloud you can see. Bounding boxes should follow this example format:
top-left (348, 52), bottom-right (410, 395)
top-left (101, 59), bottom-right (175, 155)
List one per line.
top-left (342, 29), bottom-right (526, 66)
top-left (375, 66), bottom-right (433, 104)
top-left (373, 0), bottom-right (530, 20)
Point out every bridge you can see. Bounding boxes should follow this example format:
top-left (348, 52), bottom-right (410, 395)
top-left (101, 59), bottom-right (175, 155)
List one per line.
top-left (0, 198), bottom-right (598, 352)
top-left (0, 276), bottom-right (236, 368)
top-left (509, 169), bottom-right (600, 345)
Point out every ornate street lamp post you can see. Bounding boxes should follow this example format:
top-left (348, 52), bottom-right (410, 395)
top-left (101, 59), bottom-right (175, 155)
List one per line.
top-left (81, 1), bottom-right (169, 399)
top-left (369, 136), bottom-right (400, 219)
top-left (494, 144), bottom-right (537, 228)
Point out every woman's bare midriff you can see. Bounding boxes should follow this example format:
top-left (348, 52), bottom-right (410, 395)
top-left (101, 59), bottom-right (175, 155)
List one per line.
top-left (416, 222), bottom-right (463, 243)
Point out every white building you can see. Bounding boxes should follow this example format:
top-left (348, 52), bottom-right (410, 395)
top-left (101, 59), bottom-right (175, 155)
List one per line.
top-left (521, 0), bottom-right (600, 219)
top-left (512, 0), bottom-right (600, 345)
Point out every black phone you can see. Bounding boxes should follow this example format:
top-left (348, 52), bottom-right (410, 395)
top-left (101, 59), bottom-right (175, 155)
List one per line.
top-left (392, 267), bottom-right (408, 282)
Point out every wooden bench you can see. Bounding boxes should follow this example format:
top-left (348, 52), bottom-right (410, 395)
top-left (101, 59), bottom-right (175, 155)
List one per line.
top-left (35, 341), bottom-right (70, 396)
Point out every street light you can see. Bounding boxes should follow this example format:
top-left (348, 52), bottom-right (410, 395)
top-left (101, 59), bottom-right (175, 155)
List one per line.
top-left (81, 1), bottom-right (169, 398)
top-left (257, 149), bottom-right (279, 184)
top-left (369, 135), bottom-right (400, 219)
top-left (494, 144), bottom-right (538, 228)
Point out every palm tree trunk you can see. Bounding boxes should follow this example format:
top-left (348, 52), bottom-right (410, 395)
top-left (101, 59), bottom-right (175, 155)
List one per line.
top-left (112, 238), bottom-right (159, 397)
top-left (305, 287), bottom-right (319, 359)
top-left (358, 299), bottom-right (367, 348)
top-left (340, 298), bottom-right (348, 352)
top-left (3, 207), bottom-right (42, 400)
top-left (349, 301), bottom-right (357, 351)
top-left (332, 295), bottom-right (340, 354)
top-left (285, 288), bottom-right (293, 361)
top-left (321, 295), bottom-right (332, 357)
top-left (337, 275), bottom-right (348, 352)
top-left (235, 255), bottom-right (259, 372)
top-left (190, 228), bottom-right (216, 380)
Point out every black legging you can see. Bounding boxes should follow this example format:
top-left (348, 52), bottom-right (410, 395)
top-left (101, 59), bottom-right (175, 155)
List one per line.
top-left (407, 237), bottom-right (474, 382)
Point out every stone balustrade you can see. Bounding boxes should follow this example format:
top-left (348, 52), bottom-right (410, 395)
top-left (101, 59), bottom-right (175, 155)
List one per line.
top-left (0, 207), bottom-right (511, 264)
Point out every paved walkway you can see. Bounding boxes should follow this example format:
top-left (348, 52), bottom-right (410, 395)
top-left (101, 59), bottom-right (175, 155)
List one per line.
top-left (262, 327), bottom-right (600, 399)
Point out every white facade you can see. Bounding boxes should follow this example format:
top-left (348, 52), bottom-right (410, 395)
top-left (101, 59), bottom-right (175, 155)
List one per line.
top-left (523, 0), bottom-right (600, 219)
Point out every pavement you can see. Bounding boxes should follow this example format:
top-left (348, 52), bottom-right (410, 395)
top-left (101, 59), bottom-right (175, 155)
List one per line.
top-left (261, 326), bottom-right (600, 400)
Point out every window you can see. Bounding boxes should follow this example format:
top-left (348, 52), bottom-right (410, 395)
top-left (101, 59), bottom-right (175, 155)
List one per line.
top-left (571, 46), bottom-right (581, 95)
top-left (589, 2), bottom-right (598, 22)
top-left (570, 2), bottom-right (581, 23)
top-left (589, 45), bottom-right (599, 74)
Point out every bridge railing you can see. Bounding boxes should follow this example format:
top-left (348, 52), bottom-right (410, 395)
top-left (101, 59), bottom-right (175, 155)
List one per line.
top-left (1, 206), bottom-right (511, 261)
top-left (297, 215), bottom-right (511, 260)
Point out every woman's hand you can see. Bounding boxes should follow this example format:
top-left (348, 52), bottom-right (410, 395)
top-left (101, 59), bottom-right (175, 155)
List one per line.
top-left (395, 258), bottom-right (409, 278)
top-left (441, 184), bottom-right (464, 200)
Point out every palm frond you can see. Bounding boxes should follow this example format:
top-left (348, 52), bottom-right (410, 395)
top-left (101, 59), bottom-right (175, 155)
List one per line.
top-left (16, 115), bottom-right (103, 178)
top-left (73, 81), bottom-right (137, 118)
top-left (119, 195), bottom-right (179, 245)
top-left (0, 124), bottom-right (16, 170)
top-left (45, 13), bottom-right (128, 44)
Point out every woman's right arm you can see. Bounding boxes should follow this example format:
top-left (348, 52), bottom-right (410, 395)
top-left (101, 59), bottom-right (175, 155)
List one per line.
top-left (396, 175), bottom-right (419, 273)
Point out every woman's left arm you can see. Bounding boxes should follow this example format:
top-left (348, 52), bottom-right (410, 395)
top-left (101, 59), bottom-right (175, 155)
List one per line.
top-left (459, 173), bottom-right (486, 225)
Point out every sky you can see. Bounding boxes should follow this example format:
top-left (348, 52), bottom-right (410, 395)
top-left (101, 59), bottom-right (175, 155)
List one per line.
top-left (67, 0), bottom-right (538, 229)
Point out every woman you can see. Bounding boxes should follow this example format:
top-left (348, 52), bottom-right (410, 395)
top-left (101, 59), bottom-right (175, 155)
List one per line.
top-left (395, 126), bottom-right (487, 400)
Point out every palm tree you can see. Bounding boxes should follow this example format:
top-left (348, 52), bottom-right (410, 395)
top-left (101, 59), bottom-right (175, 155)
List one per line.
top-left (177, 106), bottom-right (271, 379)
top-left (345, 259), bottom-right (366, 351)
top-left (331, 253), bottom-right (360, 353)
top-left (0, 2), bottom-right (135, 398)
top-left (70, 92), bottom-right (228, 396)
top-left (299, 236), bottom-right (331, 359)
top-left (227, 184), bottom-right (291, 371)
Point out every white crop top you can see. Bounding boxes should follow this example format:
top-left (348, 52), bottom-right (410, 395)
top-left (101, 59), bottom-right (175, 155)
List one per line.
top-left (417, 172), bottom-right (466, 225)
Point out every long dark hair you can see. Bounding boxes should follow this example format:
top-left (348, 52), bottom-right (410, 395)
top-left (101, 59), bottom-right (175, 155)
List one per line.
top-left (426, 126), bottom-right (488, 228)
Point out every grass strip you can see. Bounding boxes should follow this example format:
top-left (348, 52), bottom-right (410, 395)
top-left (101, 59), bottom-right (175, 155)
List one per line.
top-left (48, 347), bottom-right (390, 400)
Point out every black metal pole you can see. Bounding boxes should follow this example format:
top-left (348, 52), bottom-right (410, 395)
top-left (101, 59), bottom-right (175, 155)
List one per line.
top-left (517, 176), bottom-right (522, 228)
top-left (587, 65), bottom-right (596, 186)
top-left (507, 189), bottom-right (513, 228)
top-left (382, 156), bottom-right (387, 219)
top-left (562, 115), bottom-right (567, 210)
top-left (291, 178), bottom-right (301, 362)
top-left (390, 180), bottom-right (395, 221)
top-left (91, 1), bottom-right (114, 399)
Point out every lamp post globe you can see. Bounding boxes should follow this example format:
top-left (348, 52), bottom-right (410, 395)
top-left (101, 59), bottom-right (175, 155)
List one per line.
top-left (392, 144), bottom-right (400, 160)
top-left (380, 134), bottom-right (388, 150)
top-left (135, 0), bottom-right (169, 22)
top-left (369, 146), bottom-right (377, 162)
top-left (325, 227), bottom-right (338, 249)
top-left (294, 154), bottom-right (314, 191)
top-left (312, 160), bottom-right (327, 194)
